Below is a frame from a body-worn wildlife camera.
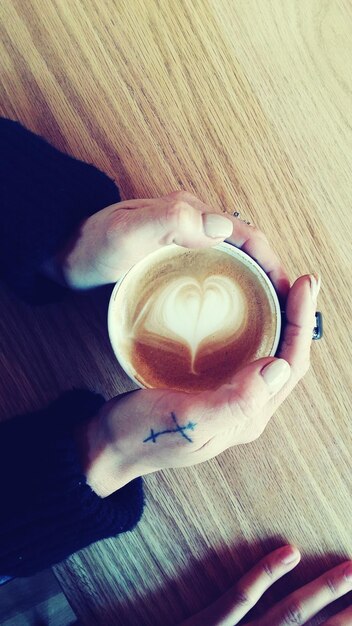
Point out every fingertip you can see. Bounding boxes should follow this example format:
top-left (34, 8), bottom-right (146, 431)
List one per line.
top-left (309, 273), bottom-right (321, 303)
top-left (284, 274), bottom-right (316, 327)
top-left (342, 561), bottom-right (352, 583)
top-left (290, 273), bottom-right (312, 293)
top-left (278, 544), bottom-right (301, 565)
top-left (202, 213), bottom-right (234, 239)
top-left (260, 358), bottom-right (291, 394)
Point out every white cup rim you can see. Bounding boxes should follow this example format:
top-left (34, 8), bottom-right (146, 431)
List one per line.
top-left (108, 242), bottom-right (282, 389)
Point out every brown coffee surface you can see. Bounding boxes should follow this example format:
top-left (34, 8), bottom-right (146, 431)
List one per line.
top-left (113, 247), bottom-right (277, 392)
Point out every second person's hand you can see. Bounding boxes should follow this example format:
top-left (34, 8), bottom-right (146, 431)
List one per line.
top-left (179, 545), bottom-right (352, 626)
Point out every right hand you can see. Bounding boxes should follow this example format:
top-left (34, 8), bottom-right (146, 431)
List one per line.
top-left (179, 545), bottom-right (352, 625)
top-left (79, 271), bottom-right (319, 498)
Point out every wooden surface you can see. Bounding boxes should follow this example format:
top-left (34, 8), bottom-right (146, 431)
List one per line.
top-left (1, 1), bottom-right (351, 624)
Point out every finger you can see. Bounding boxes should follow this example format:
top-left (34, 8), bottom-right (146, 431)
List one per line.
top-left (206, 357), bottom-right (291, 444)
top-left (178, 545), bottom-right (300, 626)
top-left (258, 561), bottom-right (352, 626)
top-left (226, 219), bottom-right (290, 302)
top-left (323, 604), bottom-right (352, 625)
top-left (265, 274), bottom-right (320, 416)
top-left (276, 274), bottom-right (319, 392)
top-left (279, 274), bottom-right (319, 367)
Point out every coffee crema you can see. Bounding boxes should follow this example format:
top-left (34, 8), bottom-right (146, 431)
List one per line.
top-left (110, 246), bottom-right (279, 392)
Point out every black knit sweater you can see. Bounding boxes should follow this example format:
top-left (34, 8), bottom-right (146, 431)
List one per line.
top-left (0, 119), bottom-right (144, 578)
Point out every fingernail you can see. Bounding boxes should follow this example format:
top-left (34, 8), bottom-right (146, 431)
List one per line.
top-left (343, 563), bottom-right (352, 583)
top-left (203, 213), bottom-right (233, 239)
top-left (310, 273), bottom-right (321, 302)
top-left (261, 359), bottom-right (291, 394)
top-left (280, 546), bottom-right (300, 565)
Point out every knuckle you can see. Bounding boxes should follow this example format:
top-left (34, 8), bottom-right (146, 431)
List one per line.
top-left (291, 358), bottom-right (310, 384)
top-left (262, 559), bottom-right (274, 579)
top-left (106, 210), bottom-right (125, 239)
top-left (239, 417), bottom-right (268, 445)
top-left (236, 392), bottom-right (260, 418)
top-left (165, 199), bottom-right (202, 238)
top-left (167, 199), bottom-right (192, 223)
top-left (106, 208), bottom-right (137, 246)
top-left (251, 225), bottom-right (262, 237)
top-left (252, 225), bottom-right (268, 241)
top-left (283, 325), bottom-right (302, 348)
top-left (232, 584), bottom-right (251, 606)
top-left (280, 598), bottom-right (304, 625)
top-left (167, 190), bottom-right (190, 202)
top-left (325, 575), bottom-right (338, 596)
top-left (229, 393), bottom-right (268, 443)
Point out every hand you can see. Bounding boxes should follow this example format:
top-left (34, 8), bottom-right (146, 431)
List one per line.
top-left (178, 545), bottom-right (352, 625)
top-left (78, 270), bottom-right (318, 498)
top-left (49, 190), bottom-right (290, 296)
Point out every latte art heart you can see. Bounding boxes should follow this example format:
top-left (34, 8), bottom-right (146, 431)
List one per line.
top-left (132, 275), bottom-right (246, 372)
top-left (109, 245), bottom-right (279, 392)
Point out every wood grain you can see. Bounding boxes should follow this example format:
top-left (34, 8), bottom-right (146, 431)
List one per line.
top-left (0, 1), bottom-right (351, 624)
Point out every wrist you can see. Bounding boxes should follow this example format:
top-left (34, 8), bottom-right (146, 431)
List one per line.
top-left (41, 255), bottom-right (68, 287)
top-left (75, 409), bottom-right (142, 498)
top-left (40, 218), bottom-right (88, 290)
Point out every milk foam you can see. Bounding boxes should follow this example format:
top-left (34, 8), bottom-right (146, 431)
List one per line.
top-left (132, 275), bottom-right (246, 372)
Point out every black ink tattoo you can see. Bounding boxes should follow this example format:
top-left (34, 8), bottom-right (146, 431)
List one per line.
top-left (143, 412), bottom-right (196, 444)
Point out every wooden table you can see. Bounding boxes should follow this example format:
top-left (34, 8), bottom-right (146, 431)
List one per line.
top-left (1, 1), bottom-right (351, 624)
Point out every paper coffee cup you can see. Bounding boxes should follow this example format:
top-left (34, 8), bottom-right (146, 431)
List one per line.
top-left (108, 242), bottom-right (281, 392)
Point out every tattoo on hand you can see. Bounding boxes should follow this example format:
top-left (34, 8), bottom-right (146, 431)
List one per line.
top-left (143, 412), bottom-right (196, 444)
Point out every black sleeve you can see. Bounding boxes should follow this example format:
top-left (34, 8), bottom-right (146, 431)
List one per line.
top-left (0, 390), bottom-right (144, 578)
top-left (0, 118), bottom-right (121, 303)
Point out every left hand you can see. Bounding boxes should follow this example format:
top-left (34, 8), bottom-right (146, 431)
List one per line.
top-left (179, 545), bottom-right (352, 625)
top-left (50, 190), bottom-right (290, 298)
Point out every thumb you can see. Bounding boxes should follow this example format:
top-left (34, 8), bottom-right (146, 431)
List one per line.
top-left (128, 201), bottom-right (234, 249)
top-left (168, 205), bottom-right (234, 248)
top-left (209, 357), bottom-right (291, 429)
